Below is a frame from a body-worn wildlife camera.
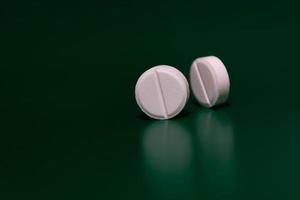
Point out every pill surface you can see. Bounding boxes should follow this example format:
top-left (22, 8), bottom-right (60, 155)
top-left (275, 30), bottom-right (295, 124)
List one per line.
top-left (135, 65), bottom-right (189, 120)
top-left (190, 56), bottom-right (230, 108)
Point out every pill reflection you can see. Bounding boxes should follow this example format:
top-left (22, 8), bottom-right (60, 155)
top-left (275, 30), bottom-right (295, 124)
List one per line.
top-left (142, 121), bottom-right (193, 197)
top-left (195, 110), bottom-right (237, 191)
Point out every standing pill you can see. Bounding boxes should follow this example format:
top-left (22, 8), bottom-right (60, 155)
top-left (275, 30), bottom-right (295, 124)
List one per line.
top-left (190, 56), bottom-right (230, 108)
top-left (135, 65), bottom-right (189, 120)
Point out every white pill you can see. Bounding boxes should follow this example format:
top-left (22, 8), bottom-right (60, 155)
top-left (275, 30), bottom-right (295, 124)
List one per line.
top-left (135, 65), bottom-right (189, 120)
top-left (190, 56), bottom-right (230, 108)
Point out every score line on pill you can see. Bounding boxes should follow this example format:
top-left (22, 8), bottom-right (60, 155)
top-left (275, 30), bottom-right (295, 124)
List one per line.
top-left (190, 56), bottom-right (230, 108)
top-left (135, 65), bottom-right (189, 120)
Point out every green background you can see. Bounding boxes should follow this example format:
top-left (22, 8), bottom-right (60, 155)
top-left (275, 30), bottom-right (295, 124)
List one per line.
top-left (1, 0), bottom-right (300, 199)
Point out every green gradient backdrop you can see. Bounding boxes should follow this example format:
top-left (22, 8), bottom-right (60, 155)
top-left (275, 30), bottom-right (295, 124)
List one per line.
top-left (1, 0), bottom-right (300, 199)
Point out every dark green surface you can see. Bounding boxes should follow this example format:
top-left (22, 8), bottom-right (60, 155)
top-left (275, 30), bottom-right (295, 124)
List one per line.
top-left (1, 0), bottom-right (300, 199)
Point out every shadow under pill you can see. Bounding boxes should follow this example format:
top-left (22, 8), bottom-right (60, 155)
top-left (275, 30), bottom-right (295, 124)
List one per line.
top-left (137, 109), bottom-right (191, 121)
top-left (192, 98), bottom-right (231, 109)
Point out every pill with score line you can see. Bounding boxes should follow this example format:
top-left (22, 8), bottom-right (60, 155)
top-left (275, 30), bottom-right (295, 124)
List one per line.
top-left (135, 65), bottom-right (189, 120)
top-left (190, 56), bottom-right (230, 108)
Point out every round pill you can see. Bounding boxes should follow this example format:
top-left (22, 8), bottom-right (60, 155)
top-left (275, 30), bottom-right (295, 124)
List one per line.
top-left (190, 56), bottom-right (230, 108)
top-left (135, 65), bottom-right (189, 120)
